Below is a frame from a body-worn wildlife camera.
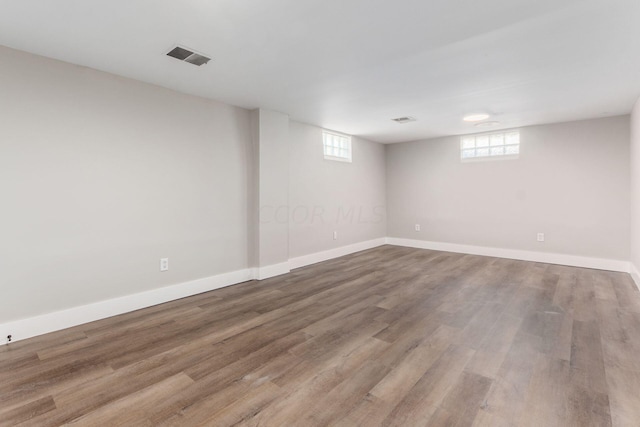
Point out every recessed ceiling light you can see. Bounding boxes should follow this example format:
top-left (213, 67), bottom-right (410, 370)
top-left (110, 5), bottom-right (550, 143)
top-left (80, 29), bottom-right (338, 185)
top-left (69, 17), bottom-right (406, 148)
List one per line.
top-left (392, 116), bottom-right (416, 124)
top-left (475, 121), bottom-right (500, 128)
top-left (463, 114), bottom-right (490, 122)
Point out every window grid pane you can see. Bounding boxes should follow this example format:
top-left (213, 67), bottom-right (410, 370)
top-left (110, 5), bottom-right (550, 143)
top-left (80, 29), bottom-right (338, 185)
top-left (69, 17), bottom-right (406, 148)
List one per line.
top-left (476, 147), bottom-right (490, 157)
top-left (462, 149), bottom-right (476, 159)
top-left (476, 136), bottom-right (490, 147)
top-left (460, 131), bottom-right (519, 160)
top-left (490, 134), bottom-right (504, 146)
top-left (462, 137), bottom-right (475, 149)
top-left (323, 131), bottom-right (352, 162)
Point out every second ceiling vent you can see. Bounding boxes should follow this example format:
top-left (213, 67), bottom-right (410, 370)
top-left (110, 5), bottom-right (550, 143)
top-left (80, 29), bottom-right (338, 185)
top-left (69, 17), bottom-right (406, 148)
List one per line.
top-left (167, 46), bottom-right (211, 66)
top-left (391, 116), bottom-right (416, 124)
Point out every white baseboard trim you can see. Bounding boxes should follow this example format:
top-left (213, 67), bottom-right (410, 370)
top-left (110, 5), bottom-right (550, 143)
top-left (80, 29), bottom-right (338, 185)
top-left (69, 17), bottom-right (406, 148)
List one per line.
top-left (386, 237), bottom-right (630, 273)
top-left (0, 268), bottom-right (253, 344)
top-left (288, 237), bottom-right (387, 270)
top-left (3, 236), bottom-right (632, 344)
top-left (0, 238), bottom-right (386, 344)
top-left (252, 262), bottom-right (291, 280)
top-left (630, 263), bottom-right (640, 291)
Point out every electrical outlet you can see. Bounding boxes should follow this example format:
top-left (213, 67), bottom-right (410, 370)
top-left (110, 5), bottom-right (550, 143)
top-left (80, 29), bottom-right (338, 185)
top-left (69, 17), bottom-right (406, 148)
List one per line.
top-left (537, 233), bottom-right (545, 242)
top-left (160, 258), bottom-right (169, 272)
top-left (415, 224), bottom-right (421, 232)
top-left (333, 231), bottom-right (338, 240)
top-left (6, 335), bottom-right (12, 343)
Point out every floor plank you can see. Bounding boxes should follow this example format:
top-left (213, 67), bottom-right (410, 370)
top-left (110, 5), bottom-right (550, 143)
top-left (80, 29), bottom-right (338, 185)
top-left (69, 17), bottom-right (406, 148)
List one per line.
top-left (1, 246), bottom-right (639, 426)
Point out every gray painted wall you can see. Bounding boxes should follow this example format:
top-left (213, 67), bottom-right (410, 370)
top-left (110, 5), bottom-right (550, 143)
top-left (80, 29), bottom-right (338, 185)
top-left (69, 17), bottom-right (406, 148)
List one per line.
top-left (0, 46), bottom-right (253, 323)
top-left (386, 116), bottom-right (630, 260)
top-left (255, 109), bottom-right (290, 267)
top-left (289, 121), bottom-right (386, 258)
top-left (1, 44), bottom-right (635, 327)
top-left (631, 99), bottom-right (640, 271)
top-left (0, 46), bottom-right (388, 325)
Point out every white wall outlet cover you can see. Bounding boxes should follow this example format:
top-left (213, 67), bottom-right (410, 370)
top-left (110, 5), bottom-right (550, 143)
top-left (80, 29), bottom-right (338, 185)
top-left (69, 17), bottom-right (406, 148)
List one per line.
top-left (415, 224), bottom-right (421, 231)
top-left (160, 258), bottom-right (169, 271)
top-left (537, 233), bottom-right (545, 242)
top-left (333, 231), bottom-right (338, 240)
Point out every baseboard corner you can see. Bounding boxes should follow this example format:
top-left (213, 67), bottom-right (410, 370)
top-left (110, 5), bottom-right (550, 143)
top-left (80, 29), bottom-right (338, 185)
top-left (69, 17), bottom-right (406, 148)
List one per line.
top-left (252, 262), bottom-right (291, 280)
top-left (630, 263), bottom-right (640, 292)
top-left (288, 237), bottom-right (386, 270)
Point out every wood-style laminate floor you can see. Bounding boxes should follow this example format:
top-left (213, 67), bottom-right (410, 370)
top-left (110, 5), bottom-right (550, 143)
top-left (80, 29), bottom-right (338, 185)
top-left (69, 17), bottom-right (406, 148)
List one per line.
top-left (2, 246), bottom-right (640, 426)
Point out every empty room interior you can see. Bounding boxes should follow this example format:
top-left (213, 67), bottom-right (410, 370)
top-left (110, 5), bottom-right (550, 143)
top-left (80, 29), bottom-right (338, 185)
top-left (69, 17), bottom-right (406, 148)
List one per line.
top-left (3, 0), bottom-right (640, 426)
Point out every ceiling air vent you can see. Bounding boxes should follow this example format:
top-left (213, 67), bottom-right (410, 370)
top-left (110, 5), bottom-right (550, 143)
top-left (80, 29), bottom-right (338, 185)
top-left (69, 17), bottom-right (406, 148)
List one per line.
top-left (391, 116), bottom-right (416, 124)
top-left (166, 46), bottom-right (211, 66)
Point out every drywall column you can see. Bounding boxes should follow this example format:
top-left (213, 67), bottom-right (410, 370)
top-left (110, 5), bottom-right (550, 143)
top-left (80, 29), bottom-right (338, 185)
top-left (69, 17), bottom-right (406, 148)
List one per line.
top-left (631, 98), bottom-right (640, 287)
top-left (251, 109), bottom-right (290, 279)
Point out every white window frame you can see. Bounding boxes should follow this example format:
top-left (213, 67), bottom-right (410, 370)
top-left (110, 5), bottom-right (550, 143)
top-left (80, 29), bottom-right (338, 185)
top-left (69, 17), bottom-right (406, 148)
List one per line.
top-left (323, 130), bottom-right (352, 163)
top-left (460, 130), bottom-right (520, 162)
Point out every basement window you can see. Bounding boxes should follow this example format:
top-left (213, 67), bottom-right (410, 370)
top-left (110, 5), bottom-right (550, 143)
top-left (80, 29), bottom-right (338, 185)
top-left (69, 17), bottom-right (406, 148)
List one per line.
top-left (461, 131), bottom-right (520, 161)
top-left (323, 130), bottom-right (352, 163)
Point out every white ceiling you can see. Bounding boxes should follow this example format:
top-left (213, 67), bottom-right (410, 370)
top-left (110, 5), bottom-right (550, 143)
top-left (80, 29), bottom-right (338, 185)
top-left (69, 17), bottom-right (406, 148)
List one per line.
top-left (1, 0), bottom-right (639, 143)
